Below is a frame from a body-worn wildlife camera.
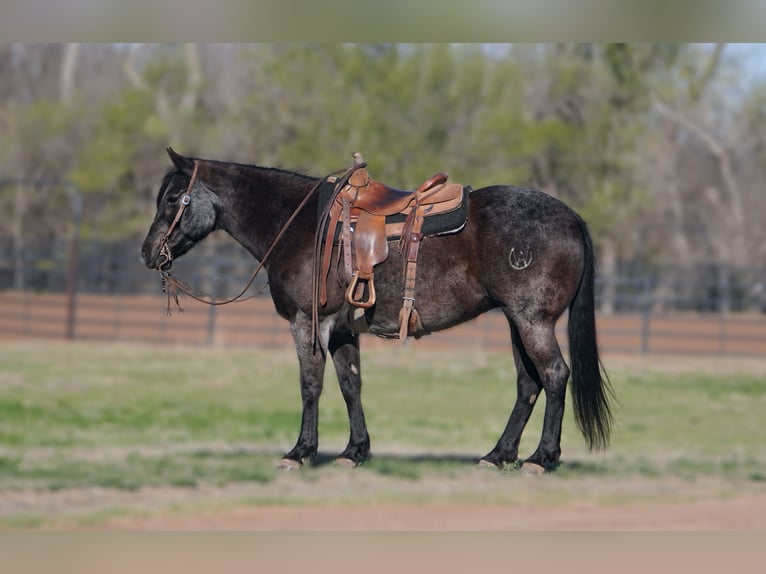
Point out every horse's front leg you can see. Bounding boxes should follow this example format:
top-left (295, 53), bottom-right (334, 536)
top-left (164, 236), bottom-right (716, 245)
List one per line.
top-left (329, 330), bottom-right (370, 467)
top-left (281, 312), bottom-right (329, 469)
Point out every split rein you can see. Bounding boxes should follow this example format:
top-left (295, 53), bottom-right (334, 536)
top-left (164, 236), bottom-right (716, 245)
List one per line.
top-left (156, 160), bottom-right (356, 315)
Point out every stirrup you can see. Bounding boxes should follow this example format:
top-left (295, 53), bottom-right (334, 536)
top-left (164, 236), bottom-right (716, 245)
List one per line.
top-left (346, 271), bottom-right (377, 308)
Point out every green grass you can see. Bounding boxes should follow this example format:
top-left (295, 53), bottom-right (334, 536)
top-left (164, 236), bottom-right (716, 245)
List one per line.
top-left (1, 341), bottom-right (765, 527)
top-left (0, 450), bottom-right (278, 492)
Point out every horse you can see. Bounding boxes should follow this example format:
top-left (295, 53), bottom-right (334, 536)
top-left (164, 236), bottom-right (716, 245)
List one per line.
top-left (141, 148), bottom-right (613, 473)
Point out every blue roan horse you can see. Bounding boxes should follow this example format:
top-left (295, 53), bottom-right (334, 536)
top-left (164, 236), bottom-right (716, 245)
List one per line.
top-left (141, 148), bottom-right (613, 473)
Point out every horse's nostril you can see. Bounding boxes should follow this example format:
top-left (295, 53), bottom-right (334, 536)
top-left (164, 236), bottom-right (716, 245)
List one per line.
top-left (141, 248), bottom-right (149, 263)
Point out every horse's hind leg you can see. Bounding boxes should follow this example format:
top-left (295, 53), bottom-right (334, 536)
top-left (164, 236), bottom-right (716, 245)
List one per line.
top-left (480, 321), bottom-right (543, 468)
top-left (329, 331), bottom-right (370, 467)
top-left (513, 318), bottom-right (570, 472)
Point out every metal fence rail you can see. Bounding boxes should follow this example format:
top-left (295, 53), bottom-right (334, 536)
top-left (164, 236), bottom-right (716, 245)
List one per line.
top-left (1, 237), bottom-right (765, 356)
top-left (3, 291), bottom-right (766, 357)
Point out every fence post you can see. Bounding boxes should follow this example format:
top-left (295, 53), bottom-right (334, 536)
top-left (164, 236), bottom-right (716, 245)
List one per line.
top-left (204, 243), bottom-right (219, 346)
top-left (65, 184), bottom-right (82, 340)
top-left (640, 272), bottom-right (652, 355)
top-left (717, 265), bottom-right (730, 354)
top-left (206, 304), bottom-right (217, 346)
top-left (0, 178), bottom-right (83, 340)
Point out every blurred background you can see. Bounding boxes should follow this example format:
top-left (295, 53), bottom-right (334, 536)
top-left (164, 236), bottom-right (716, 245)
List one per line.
top-left (1, 43), bottom-right (765, 355)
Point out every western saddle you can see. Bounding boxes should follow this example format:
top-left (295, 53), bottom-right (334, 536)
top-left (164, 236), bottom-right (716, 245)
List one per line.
top-left (316, 153), bottom-right (466, 341)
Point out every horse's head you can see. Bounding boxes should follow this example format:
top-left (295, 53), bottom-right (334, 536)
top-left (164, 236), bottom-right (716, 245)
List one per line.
top-left (141, 148), bottom-right (220, 269)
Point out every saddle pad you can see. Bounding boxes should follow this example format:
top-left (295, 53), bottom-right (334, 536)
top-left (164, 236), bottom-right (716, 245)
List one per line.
top-left (384, 185), bottom-right (471, 239)
top-left (318, 183), bottom-right (471, 241)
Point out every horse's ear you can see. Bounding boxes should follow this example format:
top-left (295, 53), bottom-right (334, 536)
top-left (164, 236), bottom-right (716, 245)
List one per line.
top-left (166, 147), bottom-right (194, 174)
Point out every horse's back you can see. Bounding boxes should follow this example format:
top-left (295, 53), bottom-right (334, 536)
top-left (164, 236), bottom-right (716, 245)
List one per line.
top-left (364, 184), bottom-right (588, 335)
top-left (469, 184), bottom-right (586, 248)
top-left (470, 184), bottom-right (583, 231)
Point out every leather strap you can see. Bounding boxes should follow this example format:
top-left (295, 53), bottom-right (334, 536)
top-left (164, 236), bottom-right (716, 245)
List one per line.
top-left (398, 208), bottom-right (425, 341)
top-left (157, 160), bottom-right (199, 270)
top-left (341, 196), bottom-right (353, 281)
top-left (319, 200), bottom-right (342, 306)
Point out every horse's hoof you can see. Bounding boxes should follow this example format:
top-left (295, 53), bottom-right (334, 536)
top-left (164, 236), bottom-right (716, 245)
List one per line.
top-left (278, 458), bottom-right (302, 471)
top-left (334, 457), bottom-right (358, 468)
top-left (520, 462), bottom-right (546, 475)
top-left (476, 458), bottom-right (500, 470)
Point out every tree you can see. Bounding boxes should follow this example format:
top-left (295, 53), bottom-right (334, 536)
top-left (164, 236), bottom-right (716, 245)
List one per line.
top-left (3, 42), bottom-right (766, 308)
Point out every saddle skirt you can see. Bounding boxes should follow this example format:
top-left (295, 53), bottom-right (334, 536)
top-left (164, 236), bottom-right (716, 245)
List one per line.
top-left (314, 158), bottom-right (469, 341)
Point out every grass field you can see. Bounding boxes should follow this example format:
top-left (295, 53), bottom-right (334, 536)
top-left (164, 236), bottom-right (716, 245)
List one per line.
top-left (0, 340), bottom-right (765, 528)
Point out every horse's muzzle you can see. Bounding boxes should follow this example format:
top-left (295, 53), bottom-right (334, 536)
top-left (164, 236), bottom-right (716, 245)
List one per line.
top-left (141, 245), bottom-right (169, 270)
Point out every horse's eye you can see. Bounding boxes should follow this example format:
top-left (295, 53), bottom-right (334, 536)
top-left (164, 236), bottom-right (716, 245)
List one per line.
top-left (167, 195), bottom-right (178, 206)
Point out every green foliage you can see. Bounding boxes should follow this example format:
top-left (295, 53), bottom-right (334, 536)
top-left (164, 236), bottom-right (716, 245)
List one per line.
top-left (241, 44), bottom-right (534, 187)
top-left (0, 43), bottom-right (747, 252)
top-left (70, 89), bottom-right (157, 194)
top-left (3, 99), bottom-right (81, 174)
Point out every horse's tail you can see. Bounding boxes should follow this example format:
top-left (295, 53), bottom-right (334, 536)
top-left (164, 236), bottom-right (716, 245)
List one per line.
top-left (568, 217), bottom-right (614, 450)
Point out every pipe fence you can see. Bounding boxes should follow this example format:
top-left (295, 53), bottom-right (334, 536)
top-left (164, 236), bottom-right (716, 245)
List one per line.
top-left (1, 237), bottom-right (765, 356)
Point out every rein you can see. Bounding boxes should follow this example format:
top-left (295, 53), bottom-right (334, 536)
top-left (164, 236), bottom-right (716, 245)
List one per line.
top-left (157, 160), bottom-right (351, 315)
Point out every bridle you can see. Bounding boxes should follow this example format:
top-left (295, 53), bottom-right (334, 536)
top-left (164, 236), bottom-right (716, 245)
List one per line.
top-left (157, 160), bottom-right (199, 273)
top-left (156, 159), bottom-right (356, 317)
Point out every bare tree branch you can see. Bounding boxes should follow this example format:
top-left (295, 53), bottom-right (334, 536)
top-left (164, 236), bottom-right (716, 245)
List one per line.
top-left (122, 44), bottom-right (148, 92)
top-left (179, 43), bottom-right (202, 112)
top-left (689, 43), bottom-right (725, 103)
top-left (59, 43), bottom-right (80, 103)
top-left (653, 97), bottom-right (746, 263)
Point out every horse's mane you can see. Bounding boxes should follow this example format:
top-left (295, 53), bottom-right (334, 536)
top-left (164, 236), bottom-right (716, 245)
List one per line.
top-left (156, 159), bottom-right (318, 208)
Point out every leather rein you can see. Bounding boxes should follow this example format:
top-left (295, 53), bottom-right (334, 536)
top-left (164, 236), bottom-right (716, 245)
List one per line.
top-left (157, 159), bottom-right (353, 315)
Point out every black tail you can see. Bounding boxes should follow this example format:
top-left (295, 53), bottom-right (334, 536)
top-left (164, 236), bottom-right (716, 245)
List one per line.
top-left (568, 218), bottom-right (613, 450)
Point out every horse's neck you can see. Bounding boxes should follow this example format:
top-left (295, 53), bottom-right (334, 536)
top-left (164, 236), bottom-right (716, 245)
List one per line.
top-left (217, 164), bottom-right (318, 260)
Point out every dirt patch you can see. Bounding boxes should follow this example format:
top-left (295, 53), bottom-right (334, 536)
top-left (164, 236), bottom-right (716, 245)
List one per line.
top-left (101, 493), bottom-right (766, 531)
top-left (4, 448), bottom-right (765, 531)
